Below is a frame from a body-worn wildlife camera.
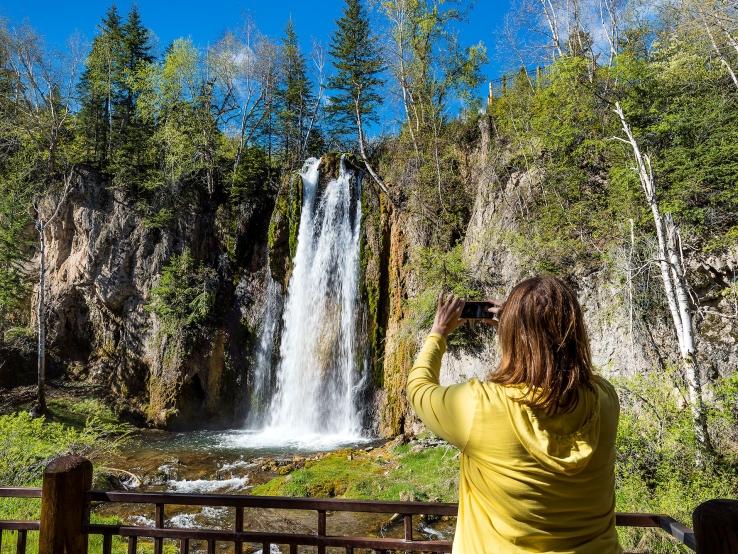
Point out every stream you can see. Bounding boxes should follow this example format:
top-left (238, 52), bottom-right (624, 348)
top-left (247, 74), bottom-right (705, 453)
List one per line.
top-left (93, 430), bottom-right (454, 553)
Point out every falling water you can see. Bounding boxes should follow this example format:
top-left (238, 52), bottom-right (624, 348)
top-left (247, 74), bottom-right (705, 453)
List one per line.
top-left (245, 156), bottom-right (366, 447)
top-left (245, 267), bottom-right (282, 428)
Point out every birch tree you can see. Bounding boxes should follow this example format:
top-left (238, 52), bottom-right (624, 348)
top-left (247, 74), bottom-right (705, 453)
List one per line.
top-left (695, 2), bottom-right (738, 90)
top-left (614, 102), bottom-right (713, 464)
top-left (31, 170), bottom-right (75, 415)
top-left (209, 23), bottom-right (279, 176)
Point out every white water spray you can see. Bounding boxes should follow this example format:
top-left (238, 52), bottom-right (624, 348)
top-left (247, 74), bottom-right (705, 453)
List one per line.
top-left (244, 156), bottom-right (366, 447)
top-left (245, 268), bottom-right (282, 428)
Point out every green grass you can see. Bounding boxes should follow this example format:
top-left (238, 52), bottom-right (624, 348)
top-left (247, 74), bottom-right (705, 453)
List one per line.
top-left (0, 400), bottom-right (136, 553)
top-left (252, 443), bottom-right (460, 503)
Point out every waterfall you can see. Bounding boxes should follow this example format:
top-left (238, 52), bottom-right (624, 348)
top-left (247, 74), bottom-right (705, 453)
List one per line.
top-left (245, 267), bottom-right (282, 428)
top-left (245, 156), bottom-right (366, 447)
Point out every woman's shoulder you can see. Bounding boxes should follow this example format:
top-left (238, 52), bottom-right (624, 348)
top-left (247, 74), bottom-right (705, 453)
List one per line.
top-left (591, 374), bottom-right (620, 411)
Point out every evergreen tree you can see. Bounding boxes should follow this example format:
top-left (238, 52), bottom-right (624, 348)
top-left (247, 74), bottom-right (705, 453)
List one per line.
top-left (111, 5), bottom-right (154, 187)
top-left (77, 5), bottom-right (126, 166)
top-left (327, 0), bottom-right (384, 142)
top-left (328, 0), bottom-right (392, 201)
top-left (277, 20), bottom-right (312, 168)
top-left (120, 5), bottom-right (153, 124)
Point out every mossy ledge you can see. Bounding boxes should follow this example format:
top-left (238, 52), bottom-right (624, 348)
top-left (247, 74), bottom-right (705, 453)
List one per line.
top-left (251, 438), bottom-right (460, 502)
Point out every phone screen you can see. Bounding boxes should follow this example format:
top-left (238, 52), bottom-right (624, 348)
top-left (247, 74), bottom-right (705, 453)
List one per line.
top-left (461, 301), bottom-right (494, 319)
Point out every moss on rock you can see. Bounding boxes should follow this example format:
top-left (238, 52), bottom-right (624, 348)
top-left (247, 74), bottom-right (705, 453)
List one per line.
top-left (268, 172), bottom-right (303, 285)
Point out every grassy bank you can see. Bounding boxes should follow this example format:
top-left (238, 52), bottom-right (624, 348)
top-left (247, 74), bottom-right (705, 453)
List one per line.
top-left (0, 395), bottom-right (144, 554)
top-left (253, 438), bottom-right (460, 503)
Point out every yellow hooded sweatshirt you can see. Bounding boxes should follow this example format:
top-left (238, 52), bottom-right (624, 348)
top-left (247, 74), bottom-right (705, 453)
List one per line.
top-left (407, 333), bottom-right (622, 554)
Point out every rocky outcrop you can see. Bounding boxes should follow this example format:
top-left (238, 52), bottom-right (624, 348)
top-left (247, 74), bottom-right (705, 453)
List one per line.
top-left (31, 143), bottom-right (738, 437)
top-left (373, 130), bottom-right (738, 437)
top-left (37, 166), bottom-right (274, 429)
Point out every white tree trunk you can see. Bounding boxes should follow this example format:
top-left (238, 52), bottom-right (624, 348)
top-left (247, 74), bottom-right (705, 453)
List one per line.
top-left (33, 171), bottom-right (75, 414)
top-left (698, 6), bottom-right (738, 91)
top-left (614, 102), bottom-right (712, 464)
top-left (353, 94), bottom-right (396, 207)
top-left (36, 226), bottom-right (46, 413)
top-left (539, 0), bottom-right (565, 58)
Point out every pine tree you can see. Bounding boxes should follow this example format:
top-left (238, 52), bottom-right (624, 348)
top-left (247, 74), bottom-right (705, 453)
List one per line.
top-left (277, 20), bottom-right (312, 168)
top-left (328, 0), bottom-right (392, 202)
top-left (77, 5), bottom-right (126, 166)
top-left (111, 5), bottom-right (154, 187)
top-left (121, 5), bottom-right (153, 124)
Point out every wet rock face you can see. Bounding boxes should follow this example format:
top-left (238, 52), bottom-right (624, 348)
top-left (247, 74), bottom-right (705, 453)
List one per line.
top-left (37, 167), bottom-right (272, 429)
top-left (267, 154), bottom-right (362, 288)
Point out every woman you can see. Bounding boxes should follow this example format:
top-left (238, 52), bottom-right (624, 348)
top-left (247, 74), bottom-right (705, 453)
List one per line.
top-left (407, 276), bottom-right (621, 553)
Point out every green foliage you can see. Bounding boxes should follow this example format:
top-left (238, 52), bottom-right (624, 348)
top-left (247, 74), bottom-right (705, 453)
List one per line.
top-left (405, 245), bottom-right (481, 345)
top-left (276, 21), bottom-right (313, 168)
top-left (229, 146), bottom-right (271, 205)
top-left (613, 370), bottom-right (738, 551)
top-left (145, 249), bottom-right (217, 335)
top-left (76, 5), bottom-right (153, 169)
top-left (0, 184), bottom-right (32, 330)
top-left (0, 411), bottom-right (108, 485)
top-left (0, 407), bottom-right (142, 554)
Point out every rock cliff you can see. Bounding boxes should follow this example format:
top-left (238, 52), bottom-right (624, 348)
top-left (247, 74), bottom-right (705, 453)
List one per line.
top-left (34, 141), bottom-right (738, 435)
top-left (37, 166), bottom-right (274, 428)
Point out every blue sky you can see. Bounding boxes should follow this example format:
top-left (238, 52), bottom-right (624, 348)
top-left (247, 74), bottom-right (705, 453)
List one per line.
top-left (1, 0), bottom-right (514, 130)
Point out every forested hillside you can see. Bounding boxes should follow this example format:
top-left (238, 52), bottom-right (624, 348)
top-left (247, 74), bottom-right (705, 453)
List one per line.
top-left (1, 0), bottom-right (737, 549)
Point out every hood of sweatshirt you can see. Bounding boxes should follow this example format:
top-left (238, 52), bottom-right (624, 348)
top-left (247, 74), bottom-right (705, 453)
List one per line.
top-left (500, 376), bottom-right (606, 476)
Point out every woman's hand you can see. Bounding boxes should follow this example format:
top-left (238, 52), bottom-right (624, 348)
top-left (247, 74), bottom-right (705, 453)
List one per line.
top-left (484, 299), bottom-right (505, 327)
top-left (431, 292), bottom-right (465, 338)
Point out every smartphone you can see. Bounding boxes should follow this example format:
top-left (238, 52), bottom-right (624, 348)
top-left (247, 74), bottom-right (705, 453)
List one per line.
top-left (461, 301), bottom-right (495, 319)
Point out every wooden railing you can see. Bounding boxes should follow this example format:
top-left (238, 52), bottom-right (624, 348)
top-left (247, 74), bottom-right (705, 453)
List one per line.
top-left (0, 455), bottom-right (735, 553)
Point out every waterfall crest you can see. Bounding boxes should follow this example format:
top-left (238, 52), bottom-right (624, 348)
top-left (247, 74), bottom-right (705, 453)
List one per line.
top-left (245, 156), bottom-right (366, 447)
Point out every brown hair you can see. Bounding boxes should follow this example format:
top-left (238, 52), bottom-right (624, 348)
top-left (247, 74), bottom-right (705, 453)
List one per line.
top-left (489, 276), bottom-right (594, 414)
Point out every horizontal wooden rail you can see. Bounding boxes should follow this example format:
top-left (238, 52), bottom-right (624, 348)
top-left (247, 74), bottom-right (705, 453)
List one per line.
top-left (0, 521), bottom-right (40, 531)
top-left (0, 487), bottom-right (42, 498)
top-left (86, 524), bottom-right (453, 551)
top-left (5, 454), bottom-right (734, 553)
top-left (88, 490), bottom-right (458, 514)
top-left (616, 513), bottom-right (696, 550)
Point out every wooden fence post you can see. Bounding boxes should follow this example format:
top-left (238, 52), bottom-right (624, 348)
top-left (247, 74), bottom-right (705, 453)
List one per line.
top-left (39, 455), bottom-right (93, 554)
top-left (693, 499), bottom-right (738, 553)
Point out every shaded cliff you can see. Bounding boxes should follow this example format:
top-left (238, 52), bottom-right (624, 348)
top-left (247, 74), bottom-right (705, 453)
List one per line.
top-left (37, 166), bottom-right (275, 429)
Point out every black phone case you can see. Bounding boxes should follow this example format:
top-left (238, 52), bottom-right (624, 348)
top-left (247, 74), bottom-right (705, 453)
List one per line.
top-left (461, 301), bottom-right (493, 319)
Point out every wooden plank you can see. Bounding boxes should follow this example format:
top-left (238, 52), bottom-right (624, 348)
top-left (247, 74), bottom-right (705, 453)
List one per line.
top-left (317, 510), bottom-right (326, 554)
top-left (0, 522), bottom-right (40, 531)
top-left (38, 455), bottom-right (93, 554)
top-left (116, 527), bottom-right (453, 552)
top-left (235, 506), bottom-right (244, 553)
top-left (0, 488), bottom-right (42, 498)
top-left (102, 533), bottom-right (112, 554)
top-left (87, 491), bottom-right (459, 516)
top-left (179, 538), bottom-right (189, 553)
top-left (16, 529), bottom-right (27, 554)
top-left (127, 536), bottom-right (137, 554)
top-left (404, 515), bottom-right (413, 541)
top-left (207, 538), bottom-right (215, 554)
top-left (154, 503), bottom-right (164, 554)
